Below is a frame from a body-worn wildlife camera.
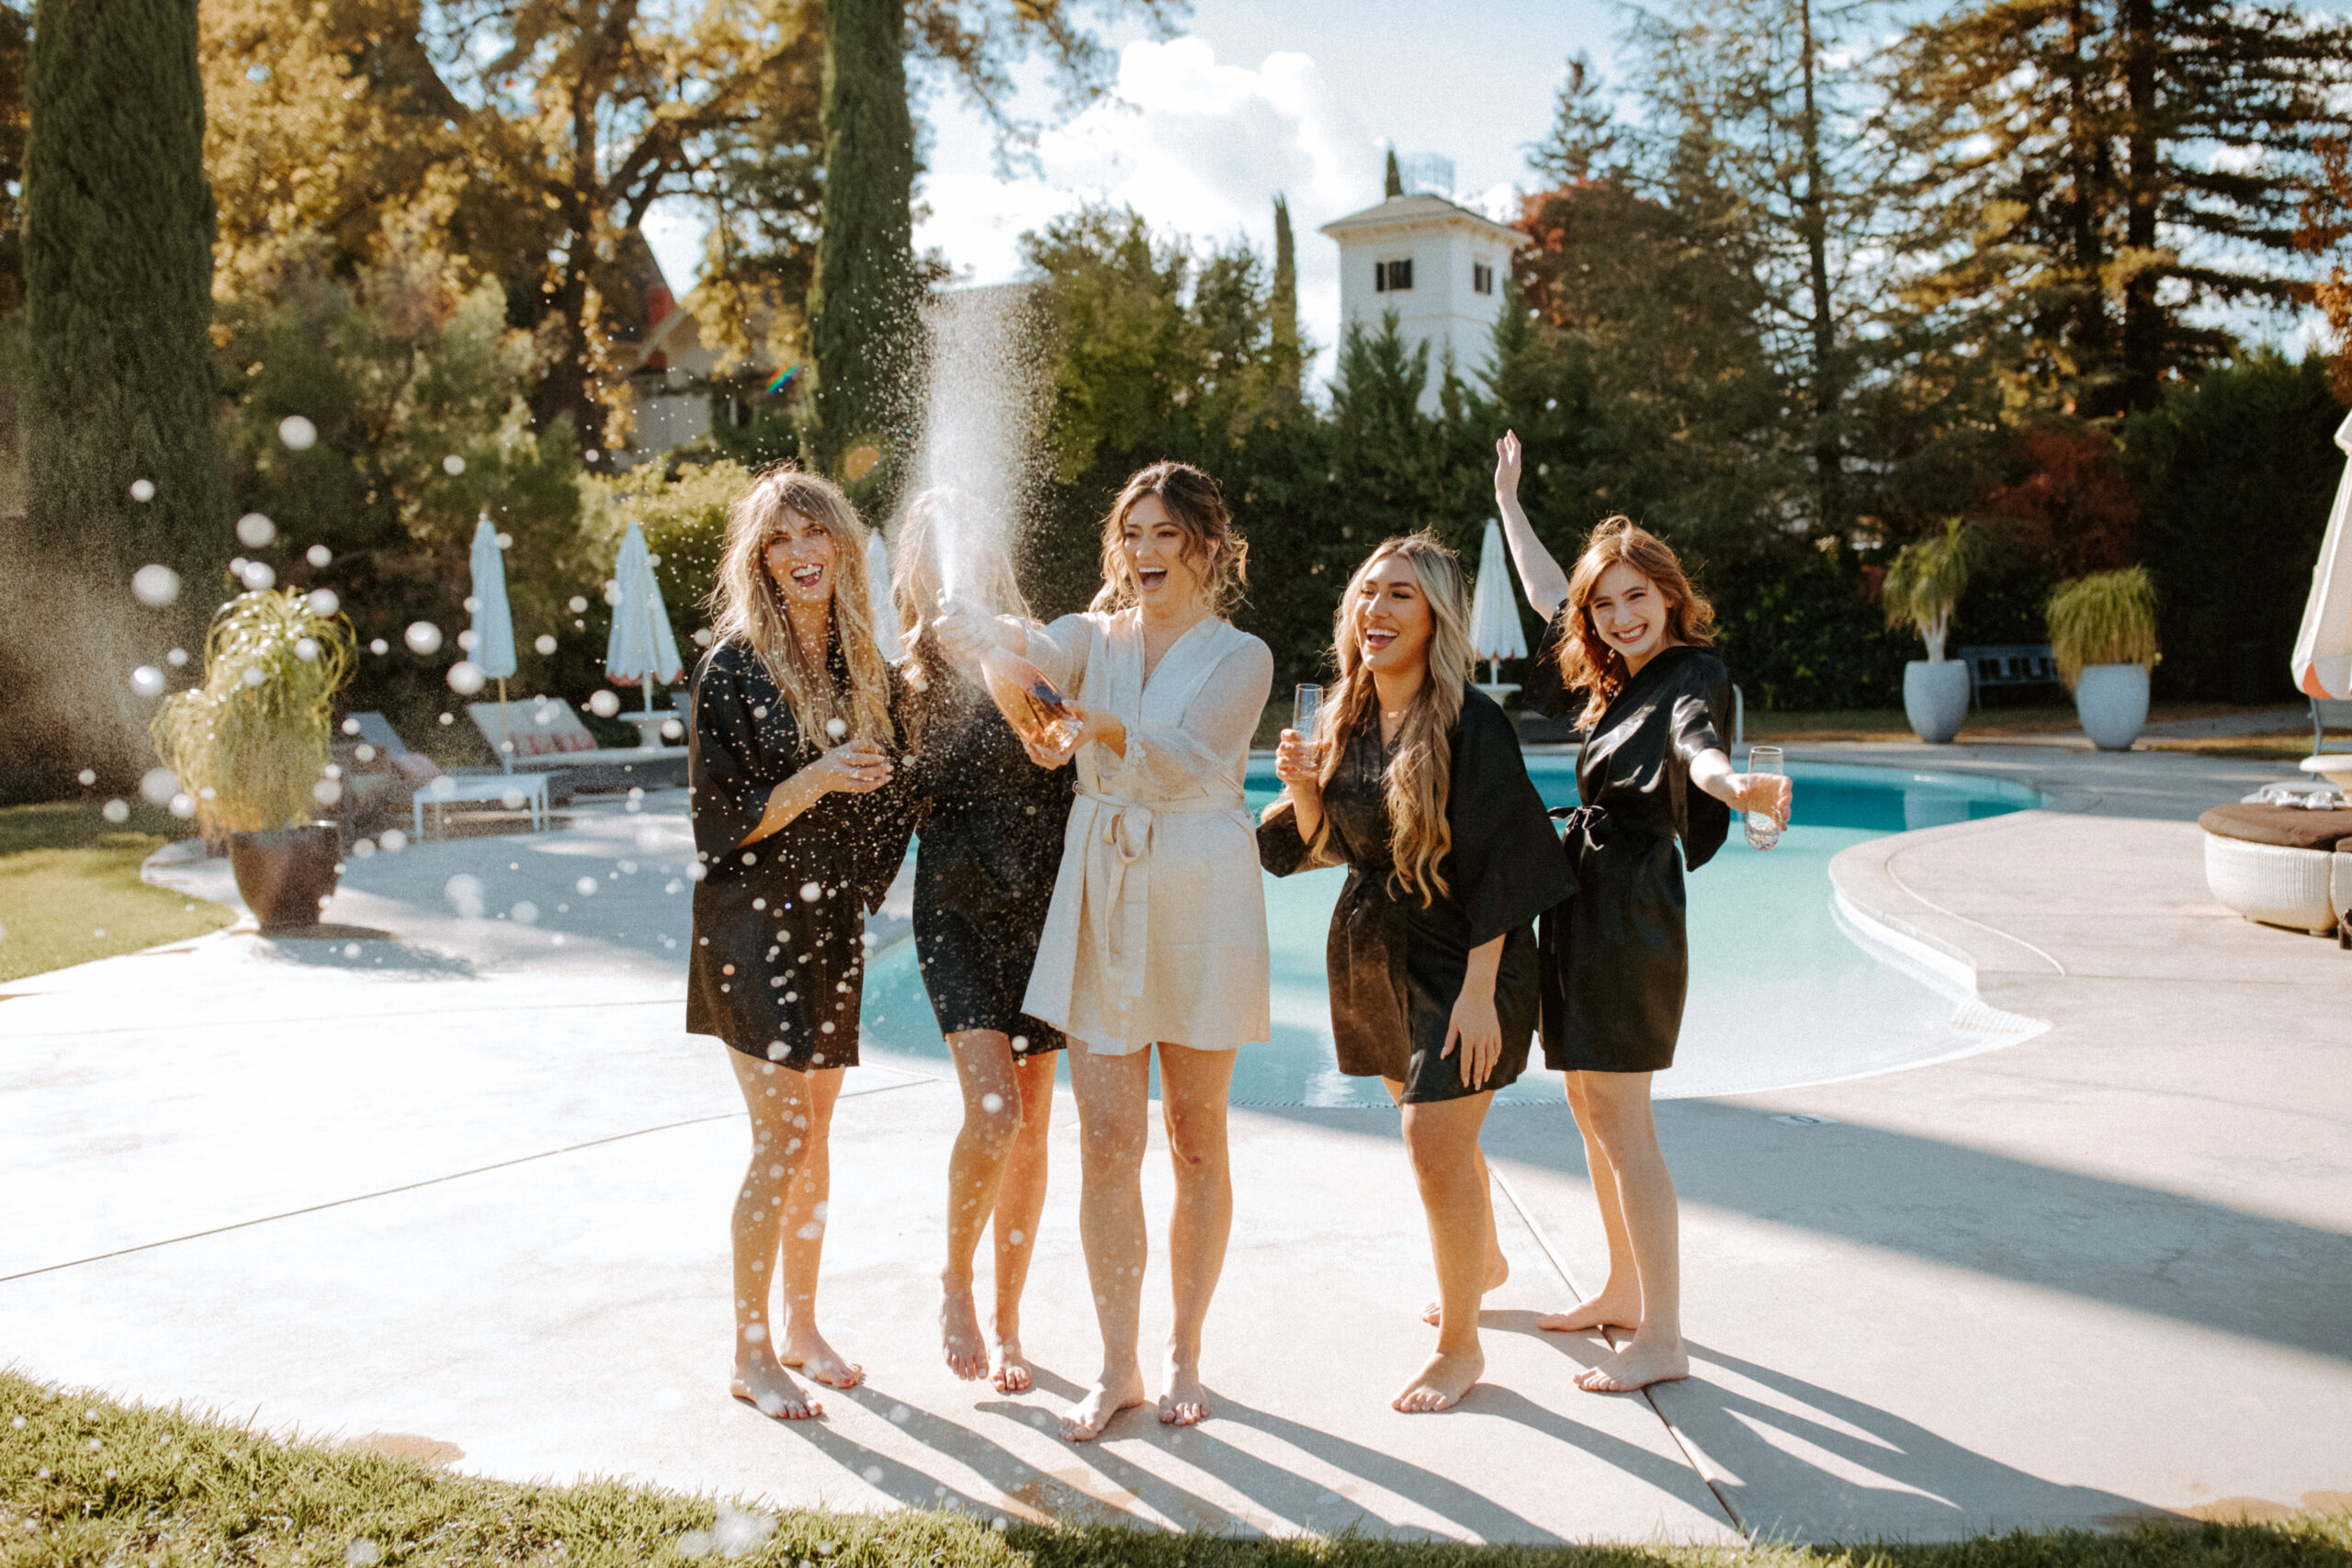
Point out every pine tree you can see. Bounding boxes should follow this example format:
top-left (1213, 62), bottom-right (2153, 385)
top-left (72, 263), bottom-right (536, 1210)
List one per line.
top-left (1384, 147), bottom-right (1404, 199)
top-left (1269, 194), bottom-right (1302, 411)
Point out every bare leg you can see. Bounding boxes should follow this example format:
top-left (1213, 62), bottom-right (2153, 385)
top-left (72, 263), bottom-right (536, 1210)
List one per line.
top-left (723, 1051), bottom-right (828, 1419)
top-left (1566, 1071), bottom-right (1688, 1392)
top-left (1060, 1043), bottom-right (1152, 1440)
top-left (770, 1060), bottom-right (861, 1389)
top-left (989, 1049), bottom-right (1058, 1392)
top-left (1394, 1093), bottom-right (1495, 1412)
top-left (1419, 1134), bottom-right (1509, 1325)
top-left (1537, 1072), bottom-right (1643, 1334)
top-left (940, 1029), bottom-right (1024, 1382)
top-left (1156, 1043), bottom-right (1237, 1426)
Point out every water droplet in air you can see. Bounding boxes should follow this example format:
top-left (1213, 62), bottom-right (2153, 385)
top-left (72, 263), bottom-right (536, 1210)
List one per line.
top-left (239, 559), bottom-right (276, 590)
top-left (295, 637), bottom-right (319, 661)
top-left (141, 767), bottom-right (178, 806)
top-left (241, 666), bottom-right (266, 686)
top-left (980, 1093), bottom-right (1003, 1114)
top-left (799, 882), bottom-right (822, 902)
top-left (1008, 1229), bottom-right (1025, 1245)
top-left (568, 595), bottom-right (589, 613)
top-left (825, 717), bottom-right (848, 739)
top-left (343, 942), bottom-right (360, 958)
top-left (444, 874), bottom-right (486, 919)
top-left (404, 622), bottom-right (444, 656)
top-left (888, 1404), bottom-right (910, 1424)
top-left (307, 545), bottom-right (333, 568)
top-left (131, 564), bottom-right (181, 606)
top-left (77, 768), bottom-right (96, 785)
top-left (129, 478), bottom-right (155, 502)
top-left (236, 513), bottom-right (276, 548)
top-left (587, 689), bottom-right (621, 718)
top-left (130, 665), bottom-right (165, 697)
top-left (861, 1466), bottom-right (883, 1483)
top-left (797, 1223), bottom-right (820, 1240)
top-left (311, 779), bottom-right (343, 807)
top-left (447, 660), bottom-right (486, 696)
top-left (345, 1540), bottom-right (382, 1566)
top-left (575, 876), bottom-right (598, 897)
top-left (166, 647), bottom-right (188, 667)
top-left (443, 454), bottom-right (467, 475)
top-left (379, 829), bottom-right (407, 852)
top-left (170, 794), bottom-right (195, 818)
top-left (101, 799), bottom-right (130, 824)
top-left (535, 634), bottom-right (558, 655)
top-left (369, 638), bottom-right (389, 656)
top-left (278, 414), bottom-right (318, 450)
top-left (307, 589), bottom-right (339, 616)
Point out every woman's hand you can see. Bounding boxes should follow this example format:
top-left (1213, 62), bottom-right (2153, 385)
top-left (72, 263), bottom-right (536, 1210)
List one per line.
top-left (1442, 981), bottom-right (1505, 1091)
top-left (807, 739), bottom-right (894, 795)
top-left (930, 599), bottom-right (1001, 666)
top-left (1067, 703), bottom-right (1127, 760)
top-left (1495, 430), bottom-right (1524, 501)
top-left (1272, 728), bottom-right (1323, 797)
top-left (1725, 771), bottom-right (1792, 828)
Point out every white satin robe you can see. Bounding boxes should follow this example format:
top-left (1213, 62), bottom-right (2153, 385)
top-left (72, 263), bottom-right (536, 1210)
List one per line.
top-left (1019, 609), bottom-right (1274, 1055)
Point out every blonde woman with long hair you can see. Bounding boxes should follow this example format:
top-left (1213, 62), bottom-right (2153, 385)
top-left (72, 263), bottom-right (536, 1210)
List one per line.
top-left (938, 460), bottom-right (1273, 1442)
top-left (686, 465), bottom-right (914, 1422)
top-left (891, 491), bottom-right (1074, 1395)
top-left (1494, 431), bottom-right (1791, 1393)
top-left (1260, 533), bottom-right (1571, 1412)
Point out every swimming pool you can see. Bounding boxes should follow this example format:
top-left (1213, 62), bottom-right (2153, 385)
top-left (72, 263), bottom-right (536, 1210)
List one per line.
top-left (857, 758), bottom-right (2044, 1103)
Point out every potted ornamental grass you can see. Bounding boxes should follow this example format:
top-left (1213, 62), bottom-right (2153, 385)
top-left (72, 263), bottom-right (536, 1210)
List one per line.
top-left (1883, 517), bottom-right (1983, 744)
top-left (151, 588), bottom-right (356, 931)
top-left (2047, 566), bottom-right (2160, 750)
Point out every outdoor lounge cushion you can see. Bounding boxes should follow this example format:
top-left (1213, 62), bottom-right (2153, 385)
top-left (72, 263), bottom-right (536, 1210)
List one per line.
top-left (470, 697), bottom-right (604, 760)
top-left (2198, 804), bottom-right (2352, 854)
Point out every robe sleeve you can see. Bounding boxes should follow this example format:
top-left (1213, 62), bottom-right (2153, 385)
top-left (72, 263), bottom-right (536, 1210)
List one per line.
top-left (1257, 802), bottom-right (1327, 876)
top-left (687, 643), bottom-right (794, 863)
top-left (1101, 637), bottom-right (1273, 802)
top-left (854, 665), bottom-right (923, 908)
top-left (1445, 692), bottom-right (1577, 944)
top-left (1670, 652), bottom-right (1735, 872)
top-left (1017, 613), bottom-right (1094, 696)
top-left (1521, 606), bottom-right (1580, 721)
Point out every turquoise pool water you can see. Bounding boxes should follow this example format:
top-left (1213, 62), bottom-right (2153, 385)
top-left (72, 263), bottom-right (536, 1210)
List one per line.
top-left (858, 759), bottom-right (2041, 1104)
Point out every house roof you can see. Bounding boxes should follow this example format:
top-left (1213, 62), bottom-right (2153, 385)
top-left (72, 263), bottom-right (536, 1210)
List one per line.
top-left (1318, 192), bottom-right (1528, 248)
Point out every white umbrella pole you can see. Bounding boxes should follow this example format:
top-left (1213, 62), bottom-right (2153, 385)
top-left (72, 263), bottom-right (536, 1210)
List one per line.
top-left (1488, 658), bottom-right (1499, 685)
top-left (498, 678), bottom-right (512, 774)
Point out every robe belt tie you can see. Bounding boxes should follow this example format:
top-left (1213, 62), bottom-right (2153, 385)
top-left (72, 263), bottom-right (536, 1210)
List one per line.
top-left (1078, 787), bottom-right (1247, 1000)
top-left (1549, 804), bottom-right (1613, 856)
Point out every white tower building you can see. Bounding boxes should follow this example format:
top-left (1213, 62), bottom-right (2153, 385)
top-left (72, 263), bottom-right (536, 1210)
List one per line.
top-left (1320, 187), bottom-right (1526, 413)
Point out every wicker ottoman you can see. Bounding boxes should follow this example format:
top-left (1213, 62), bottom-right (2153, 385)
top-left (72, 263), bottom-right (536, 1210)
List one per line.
top-left (2198, 804), bottom-right (2352, 941)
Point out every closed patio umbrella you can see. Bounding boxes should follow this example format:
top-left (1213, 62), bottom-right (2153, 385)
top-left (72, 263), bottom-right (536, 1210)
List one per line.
top-left (605, 520), bottom-right (684, 747)
top-left (1469, 516), bottom-right (1527, 688)
top-left (468, 514), bottom-right (520, 770)
top-left (2292, 408), bottom-right (2352, 701)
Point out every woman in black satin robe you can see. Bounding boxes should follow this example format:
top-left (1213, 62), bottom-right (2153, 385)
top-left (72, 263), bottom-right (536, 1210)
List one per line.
top-left (891, 491), bottom-right (1074, 1396)
top-left (1259, 534), bottom-right (1572, 1414)
top-left (1494, 430), bottom-right (1790, 1396)
top-left (686, 466), bottom-right (915, 1424)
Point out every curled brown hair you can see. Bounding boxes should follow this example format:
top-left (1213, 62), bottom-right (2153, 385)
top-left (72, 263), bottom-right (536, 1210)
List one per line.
top-left (1555, 517), bottom-right (1715, 728)
top-left (1089, 461), bottom-right (1249, 617)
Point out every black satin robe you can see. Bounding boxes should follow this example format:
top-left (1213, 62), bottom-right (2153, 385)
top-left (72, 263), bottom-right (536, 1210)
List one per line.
top-left (685, 635), bottom-right (917, 1069)
top-left (1523, 623), bottom-right (1732, 1073)
top-left (907, 647), bottom-right (1074, 1050)
top-left (1258, 686), bottom-right (1573, 1103)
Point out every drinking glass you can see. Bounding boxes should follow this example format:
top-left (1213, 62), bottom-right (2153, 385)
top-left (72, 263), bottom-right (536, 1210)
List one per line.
top-left (1293, 684), bottom-right (1324, 764)
top-left (1744, 745), bottom-right (1786, 851)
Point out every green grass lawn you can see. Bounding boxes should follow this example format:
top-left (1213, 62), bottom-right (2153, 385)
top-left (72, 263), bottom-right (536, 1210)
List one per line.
top-left (3, 1371), bottom-right (2347, 1567)
top-left (0, 800), bottom-right (234, 985)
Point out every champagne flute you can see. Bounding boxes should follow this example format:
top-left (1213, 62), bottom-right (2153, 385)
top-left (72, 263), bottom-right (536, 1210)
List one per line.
top-left (1293, 683), bottom-right (1324, 764)
top-left (1744, 745), bottom-right (1786, 851)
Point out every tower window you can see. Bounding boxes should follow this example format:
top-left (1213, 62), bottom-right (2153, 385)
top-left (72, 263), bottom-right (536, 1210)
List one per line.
top-left (1375, 258), bottom-right (1414, 292)
top-left (1473, 263), bottom-right (1494, 296)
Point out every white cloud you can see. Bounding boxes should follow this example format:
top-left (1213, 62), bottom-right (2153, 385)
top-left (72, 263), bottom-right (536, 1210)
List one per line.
top-left (914, 36), bottom-right (1390, 385)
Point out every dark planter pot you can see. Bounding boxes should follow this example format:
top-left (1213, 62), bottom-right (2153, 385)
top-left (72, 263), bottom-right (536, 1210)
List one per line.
top-left (227, 824), bottom-right (342, 932)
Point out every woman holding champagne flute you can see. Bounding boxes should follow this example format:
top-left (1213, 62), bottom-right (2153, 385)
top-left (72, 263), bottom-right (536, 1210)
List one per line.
top-left (1494, 431), bottom-right (1792, 1393)
top-left (939, 460), bottom-right (1272, 1441)
top-left (1260, 534), bottom-right (1571, 1412)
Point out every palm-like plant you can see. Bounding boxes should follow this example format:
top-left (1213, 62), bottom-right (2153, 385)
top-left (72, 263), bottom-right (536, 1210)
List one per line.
top-left (151, 589), bottom-right (356, 834)
top-left (1882, 517), bottom-right (1983, 663)
top-left (2046, 566), bottom-right (2160, 689)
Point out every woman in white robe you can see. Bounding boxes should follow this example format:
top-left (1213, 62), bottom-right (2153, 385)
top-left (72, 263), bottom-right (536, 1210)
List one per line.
top-left (944, 460), bottom-right (1272, 1441)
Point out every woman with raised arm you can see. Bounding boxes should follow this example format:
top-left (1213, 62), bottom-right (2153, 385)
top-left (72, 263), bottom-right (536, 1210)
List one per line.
top-left (1259, 533), bottom-right (1571, 1413)
top-left (687, 466), bottom-right (914, 1422)
top-left (892, 491), bottom-right (1075, 1396)
top-left (1493, 431), bottom-right (1791, 1393)
top-left (939, 460), bottom-right (1273, 1442)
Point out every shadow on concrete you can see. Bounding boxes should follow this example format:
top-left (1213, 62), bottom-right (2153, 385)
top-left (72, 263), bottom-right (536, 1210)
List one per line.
top-left (252, 936), bottom-right (479, 979)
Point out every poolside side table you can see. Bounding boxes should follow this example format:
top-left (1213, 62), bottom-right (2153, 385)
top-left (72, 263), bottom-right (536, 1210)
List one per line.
top-left (412, 773), bottom-right (551, 840)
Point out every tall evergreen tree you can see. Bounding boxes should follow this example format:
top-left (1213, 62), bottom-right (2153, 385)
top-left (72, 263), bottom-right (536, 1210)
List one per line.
top-left (808, 0), bottom-right (920, 472)
top-left (1384, 147), bottom-right (1404, 199)
top-left (1887, 0), bottom-right (2352, 415)
top-left (1269, 194), bottom-right (1302, 410)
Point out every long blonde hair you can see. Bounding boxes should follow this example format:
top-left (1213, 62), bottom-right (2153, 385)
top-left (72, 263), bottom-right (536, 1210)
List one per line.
top-left (707, 465), bottom-right (894, 750)
top-left (1089, 460), bottom-right (1249, 618)
top-left (1555, 516), bottom-right (1715, 728)
top-left (1280, 533), bottom-right (1475, 908)
top-left (890, 487), bottom-right (1034, 748)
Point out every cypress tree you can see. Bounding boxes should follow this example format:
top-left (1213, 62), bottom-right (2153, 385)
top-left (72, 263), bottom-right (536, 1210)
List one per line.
top-left (1269, 194), bottom-right (1301, 410)
top-left (807, 0), bottom-right (918, 474)
top-left (10, 0), bottom-right (230, 781)
top-left (1384, 147), bottom-right (1404, 199)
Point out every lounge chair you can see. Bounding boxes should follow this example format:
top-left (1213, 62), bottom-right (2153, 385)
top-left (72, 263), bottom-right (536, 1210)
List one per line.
top-left (2200, 798), bottom-right (2352, 943)
top-left (465, 697), bottom-right (689, 798)
top-left (332, 713), bottom-right (444, 840)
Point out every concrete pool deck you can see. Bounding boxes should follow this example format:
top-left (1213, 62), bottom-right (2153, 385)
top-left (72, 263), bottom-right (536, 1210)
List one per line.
top-left (0, 741), bottom-right (2346, 1542)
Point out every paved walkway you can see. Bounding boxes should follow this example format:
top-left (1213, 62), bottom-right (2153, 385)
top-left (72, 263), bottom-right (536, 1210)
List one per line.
top-left (0, 745), bottom-right (2346, 1542)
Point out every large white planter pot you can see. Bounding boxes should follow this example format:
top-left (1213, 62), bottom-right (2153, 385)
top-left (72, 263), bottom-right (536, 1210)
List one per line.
top-left (1903, 660), bottom-right (1971, 744)
top-left (2075, 662), bottom-right (2150, 750)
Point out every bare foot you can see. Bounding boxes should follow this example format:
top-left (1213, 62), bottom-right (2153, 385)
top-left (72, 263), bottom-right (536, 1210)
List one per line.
top-left (1419, 1250), bottom-right (1510, 1325)
top-left (778, 1324), bottom-right (864, 1390)
top-left (940, 1282), bottom-right (988, 1382)
top-left (1577, 1334), bottom-right (1689, 1393)
top-left (1059, 1369), bottom-right (1148, 1441)
top-left (1537, 1285), bottom-right (1641, 1334)
top-left (989, 1327), bottom-right (1034, 1394)
top-left (1158, 1354), bottom-right (1211, 1427)
top-left (730, 1359), bottom-right (822, 1420)
top-left (1392, 1347), bottom-right (1484, 1413)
